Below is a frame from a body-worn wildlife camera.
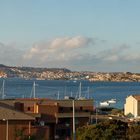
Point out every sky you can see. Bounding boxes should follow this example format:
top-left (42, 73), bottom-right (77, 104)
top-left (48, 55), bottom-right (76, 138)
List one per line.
top-left (0, 0), bottom-right (140, 72)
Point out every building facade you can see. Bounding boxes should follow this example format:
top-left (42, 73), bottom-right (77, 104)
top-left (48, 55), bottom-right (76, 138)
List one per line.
top-left (124, 95), bottom-right (140, 118)
top-left (0, 98), bottom-right (94, 140)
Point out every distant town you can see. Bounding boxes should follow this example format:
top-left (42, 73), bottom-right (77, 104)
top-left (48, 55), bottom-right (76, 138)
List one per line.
top-left (0, 64), bottom-right (140, 82)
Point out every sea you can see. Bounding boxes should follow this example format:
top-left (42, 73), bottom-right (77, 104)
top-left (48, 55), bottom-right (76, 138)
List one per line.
top-left (0, 78), bottom-right (140, 109)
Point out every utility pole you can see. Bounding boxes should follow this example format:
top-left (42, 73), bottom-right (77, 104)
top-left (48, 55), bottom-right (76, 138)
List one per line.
top-left (3, 119), bottom-right (8, 140)
top-left (95, 101), bottom-right (98, 124)
top-left (29, 121), bottom-right (31, 139)
top-left (6, 120), bottom-right (8, 140)
top-left (73, 100), bottom-right (76, 140)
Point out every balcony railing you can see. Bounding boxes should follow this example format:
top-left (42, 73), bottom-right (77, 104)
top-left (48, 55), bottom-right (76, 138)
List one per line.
top-left (55, 112), bottom-right (90, 118)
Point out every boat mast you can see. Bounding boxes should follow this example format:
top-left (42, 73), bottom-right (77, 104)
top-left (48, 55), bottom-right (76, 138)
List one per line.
top-left (33, 81), bottom-right (36, 98)
top-left (87, 87), bottom-right (90, 99)
top-left (71, 91), bottom-right (73, 97)
top-left (2, 80), bottom-right (5, 99)
top-left (64, 86), bottom-right (66, 98)
top-left (79, 82), bottom-right (81, 98)
top-left (57, 91), bottom-right (60, 100)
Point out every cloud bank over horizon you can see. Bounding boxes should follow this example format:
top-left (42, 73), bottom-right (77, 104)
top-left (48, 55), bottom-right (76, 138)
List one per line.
top-left (1, 36), bottom-right (140, 72)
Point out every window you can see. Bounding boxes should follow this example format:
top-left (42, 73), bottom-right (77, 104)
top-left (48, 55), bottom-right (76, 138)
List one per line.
top-left (59, 107), bottom-right (64, 112)
top-left (27, 107), bottom-right (31, 111)
top-left (80, 107), bottom-right (83, 111)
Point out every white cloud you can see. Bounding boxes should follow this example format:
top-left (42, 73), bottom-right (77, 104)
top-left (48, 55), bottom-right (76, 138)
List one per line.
top-left (96, 45), bottom-right (130, 62)
top-left (1, 36), bottom-right (140, 72)
top-left (23, 36), bottom-right (95, 66)
top-left (21, 37), bottom-right (140, 72)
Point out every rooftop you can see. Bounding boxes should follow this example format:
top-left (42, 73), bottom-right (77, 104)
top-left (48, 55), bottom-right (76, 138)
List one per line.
top-left (0, 106), bottom-right (35, 120)
top-left (132, 95), bottom-right (140, 101)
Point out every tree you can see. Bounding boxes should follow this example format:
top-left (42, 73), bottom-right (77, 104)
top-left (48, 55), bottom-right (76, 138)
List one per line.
top-left (76, 120), bottom-right (128, 140)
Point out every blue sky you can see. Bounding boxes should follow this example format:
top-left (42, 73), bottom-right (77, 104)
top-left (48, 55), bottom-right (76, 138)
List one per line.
top-left (0, 0), bottom-right (140, 72)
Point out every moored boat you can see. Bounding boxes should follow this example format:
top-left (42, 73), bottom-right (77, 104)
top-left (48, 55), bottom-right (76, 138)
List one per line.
top-left (107, 99), bottom-right (116, 104)
top-left (100, 101), bottom-right (110, 107)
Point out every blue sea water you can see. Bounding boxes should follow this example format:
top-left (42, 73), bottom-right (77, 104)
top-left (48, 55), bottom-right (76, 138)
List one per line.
top-left (0, 78), bottom-right (140, 109)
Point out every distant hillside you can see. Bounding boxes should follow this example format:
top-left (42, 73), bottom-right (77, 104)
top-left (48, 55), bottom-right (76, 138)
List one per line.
top-left (1, 64), bottom-right (140, 82)
top-left (0, 64), bottom-right (71, 79)
top-left (0, 64), bottom-right (8, 68)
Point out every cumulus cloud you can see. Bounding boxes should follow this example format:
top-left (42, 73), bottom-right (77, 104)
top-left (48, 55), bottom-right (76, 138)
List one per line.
top-left (22, 36), bottom-right (95, 67)
top-left (21, 36), bottom-right (140, 72)
top-left (1, 36), bottom-right (140, 72)
top-left (96, 45), bottom-right (130, 62)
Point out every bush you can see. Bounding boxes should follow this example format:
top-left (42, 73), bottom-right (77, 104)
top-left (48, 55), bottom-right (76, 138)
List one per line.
top-left (76, 120), bottom-right (128, 140)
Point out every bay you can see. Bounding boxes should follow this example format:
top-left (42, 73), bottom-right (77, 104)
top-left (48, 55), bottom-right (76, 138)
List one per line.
top-left (0, 78), bottom-right (140, 109)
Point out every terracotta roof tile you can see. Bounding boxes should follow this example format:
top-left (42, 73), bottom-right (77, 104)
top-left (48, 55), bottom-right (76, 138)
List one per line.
top-left (133, 95), bottom-right (140, 101)
top-left (0, 106), bottom-right (35, 120)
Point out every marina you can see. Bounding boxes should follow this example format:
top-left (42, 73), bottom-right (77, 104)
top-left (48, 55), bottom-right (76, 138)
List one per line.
top-left (0, 78), bottom-right (140, 109)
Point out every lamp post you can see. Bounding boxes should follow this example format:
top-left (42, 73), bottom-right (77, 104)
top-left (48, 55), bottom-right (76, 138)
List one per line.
top-left (95, 101), bottom-right (98, 124)
top-left (3, 119), bottom-right (8, 140)
top-left (29, 121), bottom-right (31, 139)
top-left (6, 120), bottom-right (8, 140)
top-left (73, 100), bottom-right (76, 140)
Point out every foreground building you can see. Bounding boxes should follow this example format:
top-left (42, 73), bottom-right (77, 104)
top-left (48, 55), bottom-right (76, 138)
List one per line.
top-left (124, 95), bottom-right (140, 118)
top-left (0, 98), bottom-right (94, 140)
top-left (0, 104), bottom-right (35, 140)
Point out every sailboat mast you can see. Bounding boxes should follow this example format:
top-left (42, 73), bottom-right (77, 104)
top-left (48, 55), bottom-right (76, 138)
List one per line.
top-left (79, 82), bottom-right (81, 98)
top-left (57, 91), bottom-right (60, 100)
top-left (33, 81), bottom-right (35, 98)
top-left (87, 87), bottom-right (90, 99)
top-left (71, 91), bottom-right (73, 97)
top-left (2, 80), bottom-right (5, 99)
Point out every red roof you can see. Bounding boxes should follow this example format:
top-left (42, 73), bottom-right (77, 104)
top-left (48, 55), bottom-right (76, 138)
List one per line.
top-left (16, 98), bottom-right (52, 101)
top-left (133, 95), bottom-right (140, 101)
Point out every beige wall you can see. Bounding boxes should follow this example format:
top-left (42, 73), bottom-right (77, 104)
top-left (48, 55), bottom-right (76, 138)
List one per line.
top-left (137, 101), bottom-right (140, 116)
top-left (124, 95), bottom-right (138, 117)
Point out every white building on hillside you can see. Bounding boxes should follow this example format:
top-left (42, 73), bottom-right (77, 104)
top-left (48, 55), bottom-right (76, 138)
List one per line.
top-left (124, 95), bottom-right (140, 118)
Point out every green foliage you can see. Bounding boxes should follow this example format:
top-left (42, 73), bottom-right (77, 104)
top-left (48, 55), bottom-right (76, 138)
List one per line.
top-left (15, 127), bottom-right (26, 137)
top-left (127, 124), bottom-right (140, 139)
top-left (111, 108), bottom-right (123, 116)
top-left (76, 120), bottom-right (128, 140)
top-left (126, 113), bottom-right (134, 118)
top-left (21, 135), bottom-right (38, 140)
